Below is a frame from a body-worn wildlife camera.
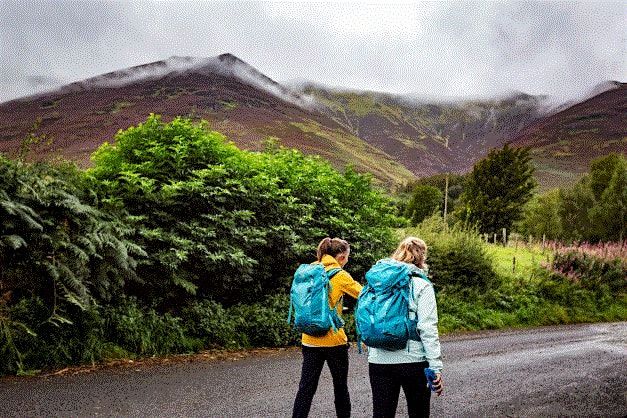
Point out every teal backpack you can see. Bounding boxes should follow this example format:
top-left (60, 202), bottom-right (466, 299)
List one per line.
top-left (288, 264), bottom-right (344, 336)
top-left (355, 258), bottom-right (429, 351)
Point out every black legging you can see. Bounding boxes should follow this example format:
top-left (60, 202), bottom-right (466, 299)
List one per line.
top-left (369, 361), bottom-right (431, 418)
top-left (292, 344), bottom-right (351, 418)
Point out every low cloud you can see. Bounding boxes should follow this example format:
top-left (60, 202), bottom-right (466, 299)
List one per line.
top-left (0, 1), bottom-right (623, 104)
top-left (51, 54), bottom-right (319, 110)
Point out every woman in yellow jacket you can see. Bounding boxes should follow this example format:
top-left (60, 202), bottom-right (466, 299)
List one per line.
top-left (292, 237), bottom-right (363, 418)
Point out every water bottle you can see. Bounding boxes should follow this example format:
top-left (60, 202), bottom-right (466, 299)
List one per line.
top-left (424, 367), bottom-right (438, 392)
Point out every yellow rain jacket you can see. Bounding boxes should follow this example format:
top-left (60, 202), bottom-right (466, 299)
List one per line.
top-left (301, 254), bottom-right (363, 347)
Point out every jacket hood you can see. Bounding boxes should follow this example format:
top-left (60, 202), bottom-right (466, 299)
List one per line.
top-left (320, 254), bottom-right (342, 269)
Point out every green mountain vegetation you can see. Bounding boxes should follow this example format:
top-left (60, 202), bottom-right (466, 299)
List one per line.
top-left (287, 120), bottom-right (415, 186)
top-left (301, 85), bottom-right (546, 175)
top-left (513, 83), bottom-right (626, 189)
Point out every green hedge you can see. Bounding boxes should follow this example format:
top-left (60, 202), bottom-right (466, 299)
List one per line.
top-left (1, 115), bottom-right (402, 374)
top-left (88, 115), bottom-right (400, 307)
top-left (403, 215), bottom-right (498, 290)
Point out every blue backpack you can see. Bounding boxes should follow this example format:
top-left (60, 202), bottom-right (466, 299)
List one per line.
top-left (355, 258), bottom-right (429, 351)
top-left (288, 264), bottom-right (344, 336)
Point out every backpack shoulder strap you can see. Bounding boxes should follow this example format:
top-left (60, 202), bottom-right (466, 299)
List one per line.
top-left (325, 267), bottom-right (344, 312)
top-left (410, 269), bottom-right (431, 284)
top-left (407, 269), bottom-right (431, 315)
top-left (326, 267), bottom-right (342, 279)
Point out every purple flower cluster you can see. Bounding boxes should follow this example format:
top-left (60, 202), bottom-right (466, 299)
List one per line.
top-left (543, 241), bottom-right (627, 288)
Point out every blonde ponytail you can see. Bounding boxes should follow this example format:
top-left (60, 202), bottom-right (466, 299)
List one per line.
top-left (392, 236), bottom-right (428, 269)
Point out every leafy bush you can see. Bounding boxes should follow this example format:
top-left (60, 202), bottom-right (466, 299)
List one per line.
top-left (2, 296), bottom-right (106, 374)
top-left (89, 115), bottom-right (399, 307)
top-left (230, 295), bottom-right (300, 347)
top-left (558, 178), bottom-right (596, 241)
top-left (1, 157), bottom-right (143, 375)
top-left (181, 300), bottom-right (243, 349)
top-left (103, 298), bottom-right (200, 356)
top-left (516, 189), bottom-right (563, 240)
top-left (0, 157), bottom-right (143, 311)
top-left (181, 295), bottom-right (300, 349)
top-left (407, 215), bottom-right (497, 290)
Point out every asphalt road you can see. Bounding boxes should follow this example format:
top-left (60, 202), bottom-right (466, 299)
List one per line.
top-left (1, 322), bottom-right (626, 417)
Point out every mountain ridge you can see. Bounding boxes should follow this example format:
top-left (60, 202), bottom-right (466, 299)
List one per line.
top-left (0, 53), bottom-right (624, 189)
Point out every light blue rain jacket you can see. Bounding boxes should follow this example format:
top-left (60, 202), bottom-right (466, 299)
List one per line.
top-left (367, 264), bottom-right (443, 373)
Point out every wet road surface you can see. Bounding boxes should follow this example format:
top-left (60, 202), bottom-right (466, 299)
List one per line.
top-left (1, 322), bottom-right (625, 417)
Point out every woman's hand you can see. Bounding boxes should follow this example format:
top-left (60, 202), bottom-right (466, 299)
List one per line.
top-left (432, 373), bottom-right (444, 396)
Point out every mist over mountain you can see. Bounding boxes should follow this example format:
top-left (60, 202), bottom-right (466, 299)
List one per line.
top-left (0, 54), bottom-right (624, 188)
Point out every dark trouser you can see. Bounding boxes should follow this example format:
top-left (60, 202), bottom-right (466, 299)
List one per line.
top-left (369, 361), bottom-right (431, 418)
top-left (292, 344), bottom-right (351, 418)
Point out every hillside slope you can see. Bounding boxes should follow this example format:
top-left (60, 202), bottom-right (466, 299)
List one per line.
top-left (510, 82), bottom-right (626, 188)
top-left (301, 85), bottom-right (548, 175)
top-left (1, 54), bottom-right (624, 188)
top-left (0, 54), bottom-right (414, 185)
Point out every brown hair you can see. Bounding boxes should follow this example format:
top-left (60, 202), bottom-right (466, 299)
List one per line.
top-left (316, 237), bottom-right (350, 261)
top-left (392, 236), bottom-right (428, 269)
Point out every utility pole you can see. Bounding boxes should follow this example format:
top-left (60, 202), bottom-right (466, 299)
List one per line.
top-left (443, 118), bottom-right (462, 225)
top-left (443, 173), bottom-right (449, 223)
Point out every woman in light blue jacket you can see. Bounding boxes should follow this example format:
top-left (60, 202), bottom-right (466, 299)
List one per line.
top-left (368, 236), bottom-right (443, 418)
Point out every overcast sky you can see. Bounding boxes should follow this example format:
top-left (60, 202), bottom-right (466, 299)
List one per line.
top-left (0, 0), bottom-right (625, 103)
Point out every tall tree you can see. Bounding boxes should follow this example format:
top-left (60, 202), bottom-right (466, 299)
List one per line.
top-left (588, 153), bottom-right (623, 201)
top-left (517, 189), bottom-right (563, 240)
top-left (558, 154), bottom-right (626, 242)
top-left (404, 185), bottom-right (442, 226)
top-left (590, 156), bottom-right (627, 241)
top-left (461, 144), bottom-right (536, 235)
